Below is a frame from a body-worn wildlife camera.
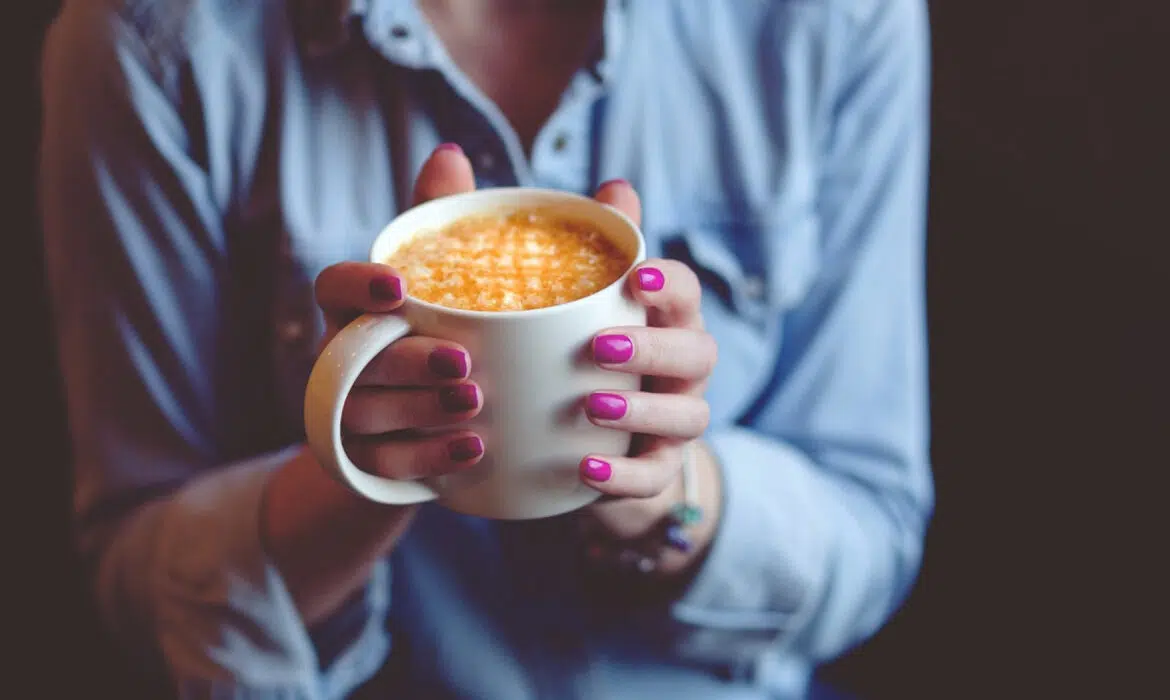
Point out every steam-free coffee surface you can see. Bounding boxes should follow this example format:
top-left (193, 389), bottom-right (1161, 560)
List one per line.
top-left (385, 212), bottom-right (630, 312)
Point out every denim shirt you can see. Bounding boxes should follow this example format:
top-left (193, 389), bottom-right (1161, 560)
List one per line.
top-left (39, 1), bottom-right (933, 698)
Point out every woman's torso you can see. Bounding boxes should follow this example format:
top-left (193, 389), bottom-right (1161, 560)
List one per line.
top-left (161, 0), bottom-right (836, 696)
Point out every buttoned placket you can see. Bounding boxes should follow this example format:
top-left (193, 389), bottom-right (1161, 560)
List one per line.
top-left (361, 7), bottom-right (616, 697)
top-left (528, 72), bottom-right (605, 195)
top-left (289, 5), bottom-right (626, 696)
top-left (361, 2), bottom-right (526, 188)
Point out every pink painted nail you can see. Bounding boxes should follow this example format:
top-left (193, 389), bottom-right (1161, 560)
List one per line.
top-left (369, 275), bottom-right (403, 302)
top-left (586, 393), bottom-right (627, 421)
top-left (437, 142), bottom-right (464, 154)
top-left (438, 384), bottom-right (479, 413)
top-left (581, 457), bottom-right (612, 482)
top-left (592, 334), bottom-right (634, 364)
top-left (447, 435), bottom-right (484, 462)
top-left (636, 266), bottom-right (665, 292)
top-left (599, 178), bottom-right (631, 189)
top-left (428, 348), bottom-right (469, 379)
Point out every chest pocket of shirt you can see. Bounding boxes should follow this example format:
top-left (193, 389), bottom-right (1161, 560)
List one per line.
top-left (648, 210), bottom-right (822, 425)
top-left (658, 210), bottom-right (821, 331)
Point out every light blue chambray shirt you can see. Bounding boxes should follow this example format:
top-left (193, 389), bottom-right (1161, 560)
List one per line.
top-left (39, 0), bottom-right (933, 698)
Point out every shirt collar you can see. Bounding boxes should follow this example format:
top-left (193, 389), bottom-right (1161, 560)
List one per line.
top-left (290, 0), bottom-right (628, 82)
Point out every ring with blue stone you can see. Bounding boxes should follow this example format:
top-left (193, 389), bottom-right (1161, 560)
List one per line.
top-left (581, 443), bottom-right (703, 576)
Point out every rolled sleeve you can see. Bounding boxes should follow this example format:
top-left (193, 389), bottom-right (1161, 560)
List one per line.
top-left (40, 3), bottom-right (392, 697)
top-left (101, 449), bottom-right (391, 698)
top-left (672, 430), bottom-right (829, 644)
top-left (655, 0), bottom-right (934, 667)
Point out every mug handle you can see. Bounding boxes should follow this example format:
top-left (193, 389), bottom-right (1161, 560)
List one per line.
top-left (304, 313), bottom-right (441, 505)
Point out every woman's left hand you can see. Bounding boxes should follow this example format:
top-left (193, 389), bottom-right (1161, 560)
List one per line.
top-left (578, 255), bottom-right (715, 493)
top-left (579, 181), bottom-right (721, 572)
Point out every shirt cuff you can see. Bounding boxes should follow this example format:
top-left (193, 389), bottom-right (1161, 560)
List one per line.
top-left (138, 447), bottom-right (389, 697)
top-left (667, 427), bottom-right (831, 657)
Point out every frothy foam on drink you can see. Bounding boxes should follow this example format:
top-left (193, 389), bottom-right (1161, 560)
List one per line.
top-left (385, 211), bottom-right (631, 312)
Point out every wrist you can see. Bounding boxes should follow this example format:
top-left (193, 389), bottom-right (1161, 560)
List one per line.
top-left (657, 440), bottom-right (722, 576)
top-left (260, 448), bottom-right (416, 624)
top-left (579, 440), bottom-right (723, 581)
top-left (261, 448), bottom-right (410, 540)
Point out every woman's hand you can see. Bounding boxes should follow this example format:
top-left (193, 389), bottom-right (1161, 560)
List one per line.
top-left (261, 144), bottom-right (482, 624)
top-left (577, 258), bottom-right (716, 496)
top-left (580, 182), bottom-right (723, 575)
top-left (314, 143), bottom-right (488, 481)
top-left (314, 263), bottom-right (487, 479)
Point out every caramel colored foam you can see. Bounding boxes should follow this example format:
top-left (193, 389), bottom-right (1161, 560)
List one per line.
top-left (384, 212), bottom-right (631, 312)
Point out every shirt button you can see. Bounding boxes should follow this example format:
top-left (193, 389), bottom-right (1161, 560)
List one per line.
top-left (390, 25), bottom-right (409, 39)
top-left (743, 275), bottom-right (766, 301)
top-left (280, 321), bottom-right (305, 343)
top-left (552, 133), bottom-right (570, 152)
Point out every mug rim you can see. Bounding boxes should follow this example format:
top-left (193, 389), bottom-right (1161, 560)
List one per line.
top-left (370, 187), bottom-right (647, 320)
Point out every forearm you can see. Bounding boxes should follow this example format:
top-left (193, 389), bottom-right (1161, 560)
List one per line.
top-left (94, 448), bottom-right (395, 696)
top-left (666, 428), bottom-right (930, 663)
top-left (261, 448), bottom-right (415, 625)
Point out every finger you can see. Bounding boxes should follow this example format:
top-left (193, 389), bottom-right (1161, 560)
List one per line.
top-left (593, 178), bottom-right (641, 228)
top-left (591, 327), bottom-right (718, 382)
top-left (578, 445), bottom-right (682, 499)
top-left (413, 143), bottom-right (476, 206)
top-left (315, 262), bottom-right (405, 330)
top-left (342, 383), bottom-right (482, 435)
top-left (627, 258), bottom-right (704, 329)
top-left (346, 430), bottom-right (485, 480)
top-left (584, 391), bottom-right (709, 440)
top-left (355, 337), bottom-right (471, 388)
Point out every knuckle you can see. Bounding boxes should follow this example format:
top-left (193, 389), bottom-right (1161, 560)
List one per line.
top-left (373, 447), bottom-right (402, 478)
top-left (371, 439), bottom-right (431, 480)
top-left (340, 398), bottom-right (367, 433)
top-left (628, 461), bottom-right (671, 498)
top-left (659, 258), bottom-right (691, 279)
top-left (640, 330), bottom-right (670, 368)
top-left (626, 479), bottom-right (658, 499)
top-left (312, 268), bottom-right (332, 300)
top-left (697, 331), bottom-right (718, 376)
top-left (313, 264), bottom-right (347, 300)
top-left (343, 390), bottom-right (415, 433)
top-left (343, 437), bottom-right (376, 473)
top-left (694, 401), bottom-right (711, 433)
top-left (396, 443), bottom-right (436, 480)
top-left (370, 340), bottom-right (419, 382)
top-left (650, 468), bottom-right (676, 497)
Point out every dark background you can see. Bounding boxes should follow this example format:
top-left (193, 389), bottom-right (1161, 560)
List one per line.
top-left (9, 2), bottom-right (1162, 697)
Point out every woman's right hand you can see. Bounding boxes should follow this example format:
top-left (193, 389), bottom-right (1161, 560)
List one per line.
top-left (261, 144), bottom-right (481, 625)
top-left (313, 262), bottom-right (486, 479)
top-left (314, 142), bottom-right (485, 481)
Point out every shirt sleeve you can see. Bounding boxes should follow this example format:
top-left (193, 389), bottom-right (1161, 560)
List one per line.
top-left (662, 0), bottom-right (934, 666)
top-left (39, 3), bottom-right (388, 696)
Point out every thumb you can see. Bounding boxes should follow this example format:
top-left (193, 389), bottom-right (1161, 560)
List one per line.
top-left (413, 143), bottom-right (477, 206)
top-left (593, 178), bottom-right (642, 229)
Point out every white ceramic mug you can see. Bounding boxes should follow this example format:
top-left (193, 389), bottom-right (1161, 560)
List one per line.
top-left (304, 188), bottom-right (647, 520)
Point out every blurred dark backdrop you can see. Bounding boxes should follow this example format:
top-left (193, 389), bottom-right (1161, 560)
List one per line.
top-left (9, 2), bottom-right (1162, 697)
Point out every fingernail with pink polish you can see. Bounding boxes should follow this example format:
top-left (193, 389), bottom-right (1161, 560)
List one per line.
top-left (437, 142), bottom-right (464, 154)
top-left (600, 178), bottom-right (631, 189)
top-left (581, 457), bottom-right (612, 482)
top-left (636, 266), bottom-right (665, 292)
top-left (586, 393), bottom-right (627, 421)
top-left (447, 435), bottom-right (484, 462)
top-left (369, 275), bottom-right (403, 302)
top-left (428, 348), bottom-right (469, 379)
top-left (438, 384), bottom-right (479, 413)
top-left (592, 334), bottom-right (634, 364)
